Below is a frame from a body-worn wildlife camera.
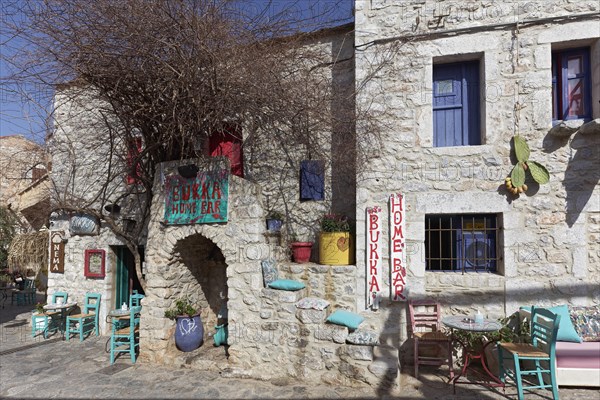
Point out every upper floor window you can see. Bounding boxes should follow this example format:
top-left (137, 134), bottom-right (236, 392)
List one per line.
top-left (425, 214), bottom-right (499, 273)
top-left (552, 47), bottom-right (591, 121)
top-left (433, 61), bottom-right (481, 147)
top-left (126, 137), bottom-right (142, 185)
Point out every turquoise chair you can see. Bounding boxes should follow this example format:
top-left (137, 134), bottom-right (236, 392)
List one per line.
top-left (498, 307), bottom-right (561, 400)
top-left (65, 293), bottom-right (101, 342)
top-left (110, 305), bottom-right (141, 364)
top-left (32, 291), bottom-right (68, 338)
top-left (129, 291), bottom-right (145, 307)
top-left (13, 279), bottom-right (36, 305)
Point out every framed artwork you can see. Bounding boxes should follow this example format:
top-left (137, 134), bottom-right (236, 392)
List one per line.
top-left (84, 249), bottom-right (105, 278)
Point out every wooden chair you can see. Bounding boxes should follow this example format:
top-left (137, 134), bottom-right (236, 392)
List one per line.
top-left (12, 279), bottom-right (36, 305)
top-left (32, 291), bottom-right (68, 338)
top-left (110, 305), bottom-right (141, 364)
top-left (408, 300), bottom-right (454, 379)
top-left (129, 291), bottom-right (145, 307)
top-left (65, 293), bottom-right (101, 342)
top-left (498, 306), bottom-right (560, 400)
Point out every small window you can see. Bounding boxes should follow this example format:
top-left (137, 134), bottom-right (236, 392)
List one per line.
top-left (425, 214), bottom-right (499, 273)
top-left (433, 61), bottom-right (481, 147)
top-left (552, 48), bottom-right (591, 121)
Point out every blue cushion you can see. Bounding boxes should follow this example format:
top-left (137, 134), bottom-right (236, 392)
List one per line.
top-left (326, 310), bottom-right (364, 330)
top-left (521, 305), bottom-right (582, 343)
top-left (268, 279), bottom-right (305, 291)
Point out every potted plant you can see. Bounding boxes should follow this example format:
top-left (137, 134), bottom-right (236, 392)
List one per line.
top-left (164, 297), bottom-right (204, 352)
top-left (289, 234), bottom-right (313, 263)
top-left (319, 213), bottom-right (354, 265)
top-left (266, 210), bottom-right (284, 233)
top-left (34, 302), bottom-right (46, 315)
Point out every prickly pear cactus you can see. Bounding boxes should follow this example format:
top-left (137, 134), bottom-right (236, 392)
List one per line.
top-left (504, 136), bottom-right (549, 196)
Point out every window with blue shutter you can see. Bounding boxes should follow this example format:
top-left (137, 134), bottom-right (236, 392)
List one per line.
top-left (433, 61), bottom-right (481, 147)
top-left (552, 48), bottom-right (591, 121)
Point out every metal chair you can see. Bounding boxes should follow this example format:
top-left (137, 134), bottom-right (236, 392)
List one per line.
top-left (65, 293), bottom-right (101, 342)
top-left (32, 291), bottom-right (68, 338)
top-left (408, 300), bottom-right (454, 380)
top-left (498, 306), bottom-right (560, 400)
top-left (110, 305), bottom-right (141, 364)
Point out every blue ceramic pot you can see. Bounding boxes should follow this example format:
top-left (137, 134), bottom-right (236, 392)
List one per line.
top-left (174, 315), bottom-right (204, 352)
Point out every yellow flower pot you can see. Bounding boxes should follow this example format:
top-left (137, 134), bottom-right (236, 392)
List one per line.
top-left (319, 232), bottom-right (353, 265)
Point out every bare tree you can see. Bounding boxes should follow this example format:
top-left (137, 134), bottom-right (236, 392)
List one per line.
top-left (2, 0), bottom-right (402, 289)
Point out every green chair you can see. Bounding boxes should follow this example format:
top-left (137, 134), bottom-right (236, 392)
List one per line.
top-left (110, 305), bottom-right (141, 364)
top-left (65, 293), bottom-right (101, 342)
top-left (129, 291), bottom-right (145, 307)
top-left (32, 291), bottom-right (68, 338)
top-left (13, 279), bottom-right (36, 305)
top-left (498, 306), bottom-right (561, 400)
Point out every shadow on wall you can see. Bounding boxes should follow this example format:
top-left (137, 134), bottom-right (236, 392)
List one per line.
top-left (563, 131), bottom-right (600, 227)
top-left (543, 125), bottom-right (600, 227)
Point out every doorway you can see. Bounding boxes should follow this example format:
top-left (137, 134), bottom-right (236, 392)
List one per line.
top-left (114, 246), bottom-right (145, 307)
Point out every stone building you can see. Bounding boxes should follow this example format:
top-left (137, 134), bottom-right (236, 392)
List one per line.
top-left (45, 0), bottom-right (599, 390)
top-left (0, 135), bottom-right (50, 231)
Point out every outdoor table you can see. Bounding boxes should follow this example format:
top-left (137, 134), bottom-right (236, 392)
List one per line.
top-left (43, 301), bottom-right (77, 337)
top-left (442, 315), bottom-right (505, 393)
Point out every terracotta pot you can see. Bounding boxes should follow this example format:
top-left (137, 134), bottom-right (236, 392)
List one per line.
top-left (291, 242), bottom-right (313, 263)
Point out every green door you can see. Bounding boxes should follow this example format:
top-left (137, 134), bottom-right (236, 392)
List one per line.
top-left (115, 247), bottom-right (130, 308)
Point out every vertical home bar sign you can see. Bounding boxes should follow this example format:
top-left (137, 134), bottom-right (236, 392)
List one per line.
top-left (366, 206), bottom-right (382, 308)
top-left (389, 193), bottom-right (407, 301)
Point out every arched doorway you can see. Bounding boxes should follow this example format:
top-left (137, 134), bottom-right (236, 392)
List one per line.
top-left (173, 233), bottom-right (228, 350)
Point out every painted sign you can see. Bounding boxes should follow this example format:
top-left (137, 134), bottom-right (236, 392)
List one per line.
top-left (69, 213), bottom-right (99, 235)
top-left (366, 206), bottom-right (382, 308)
top-left (49, 232), bottom-right (65, 274)
top-left (164, 169), bottom-right (229, 225)
top-left (389, 193), bottom-right (407, 301)
top-left (84, 249), bottom-right (105, 278)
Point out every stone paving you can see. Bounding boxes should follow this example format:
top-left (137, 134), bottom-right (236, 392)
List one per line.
top-left (1, 297), bottom-right (599, 399)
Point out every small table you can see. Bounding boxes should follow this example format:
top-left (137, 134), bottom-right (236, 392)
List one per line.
top-left (44, 302), bottom-right (77, 337)
top-left (442, 315), bottom-right (505, 393)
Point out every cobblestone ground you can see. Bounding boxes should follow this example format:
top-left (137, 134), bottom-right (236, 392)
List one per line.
top-left (1, 296), bottom-right (599, 399)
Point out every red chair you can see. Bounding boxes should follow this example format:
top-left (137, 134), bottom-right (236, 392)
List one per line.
top-left (408, 300), bottom-right (454, 379)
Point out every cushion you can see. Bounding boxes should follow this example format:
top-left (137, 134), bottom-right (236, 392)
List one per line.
top-left (555, 341), bottom-right (600, 368)
top-left (296, 297), bottom-right (330, 311)
top-left (261, 259), bottom-right (279, 287)
top-left (346, 330), bottom-right (379, 345)
top-left (570, 305), bottom-right (600, 342)
top-left (521, 305), bottom-right (582, 343)
top-left (326, 309), bottom-right (364, 330)
top-left (268, 279), bottom-right (305, 291)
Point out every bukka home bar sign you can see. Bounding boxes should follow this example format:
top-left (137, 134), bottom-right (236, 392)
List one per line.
top-left (164, 169), bottom-right (229, 225)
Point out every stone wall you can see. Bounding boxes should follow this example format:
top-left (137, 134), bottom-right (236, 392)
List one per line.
top-left (354, 0), bottom-right (600, 364)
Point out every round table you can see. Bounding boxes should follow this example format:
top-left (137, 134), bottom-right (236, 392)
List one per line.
top-left (43, 302), bottom-right (77, 337)
top-left (442, 315), bottom-right (505, 392)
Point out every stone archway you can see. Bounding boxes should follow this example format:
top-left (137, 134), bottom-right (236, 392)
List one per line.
top-left (174, 233), bottom-right (228, 342)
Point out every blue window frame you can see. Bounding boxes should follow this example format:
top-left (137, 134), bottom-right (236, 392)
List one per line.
top-left (433, 61), bottom-right (481, 147)
top-left (425, 214), bottom-right (498, 273)
top-left (552, 48), bottom-right (591, 121)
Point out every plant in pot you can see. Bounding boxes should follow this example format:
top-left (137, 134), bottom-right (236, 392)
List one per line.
top-left (319, 213), bottom-right (354, 265)
top-left (266, 210), bottom-right (284, 233)
top-left (289, 234), bottom-right (313, 264)
top-left (164, 297), bottom-right (204, 352)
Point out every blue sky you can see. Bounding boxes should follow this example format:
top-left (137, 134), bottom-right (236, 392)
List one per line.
top-left (0, 1), bottom-right (353, 143)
